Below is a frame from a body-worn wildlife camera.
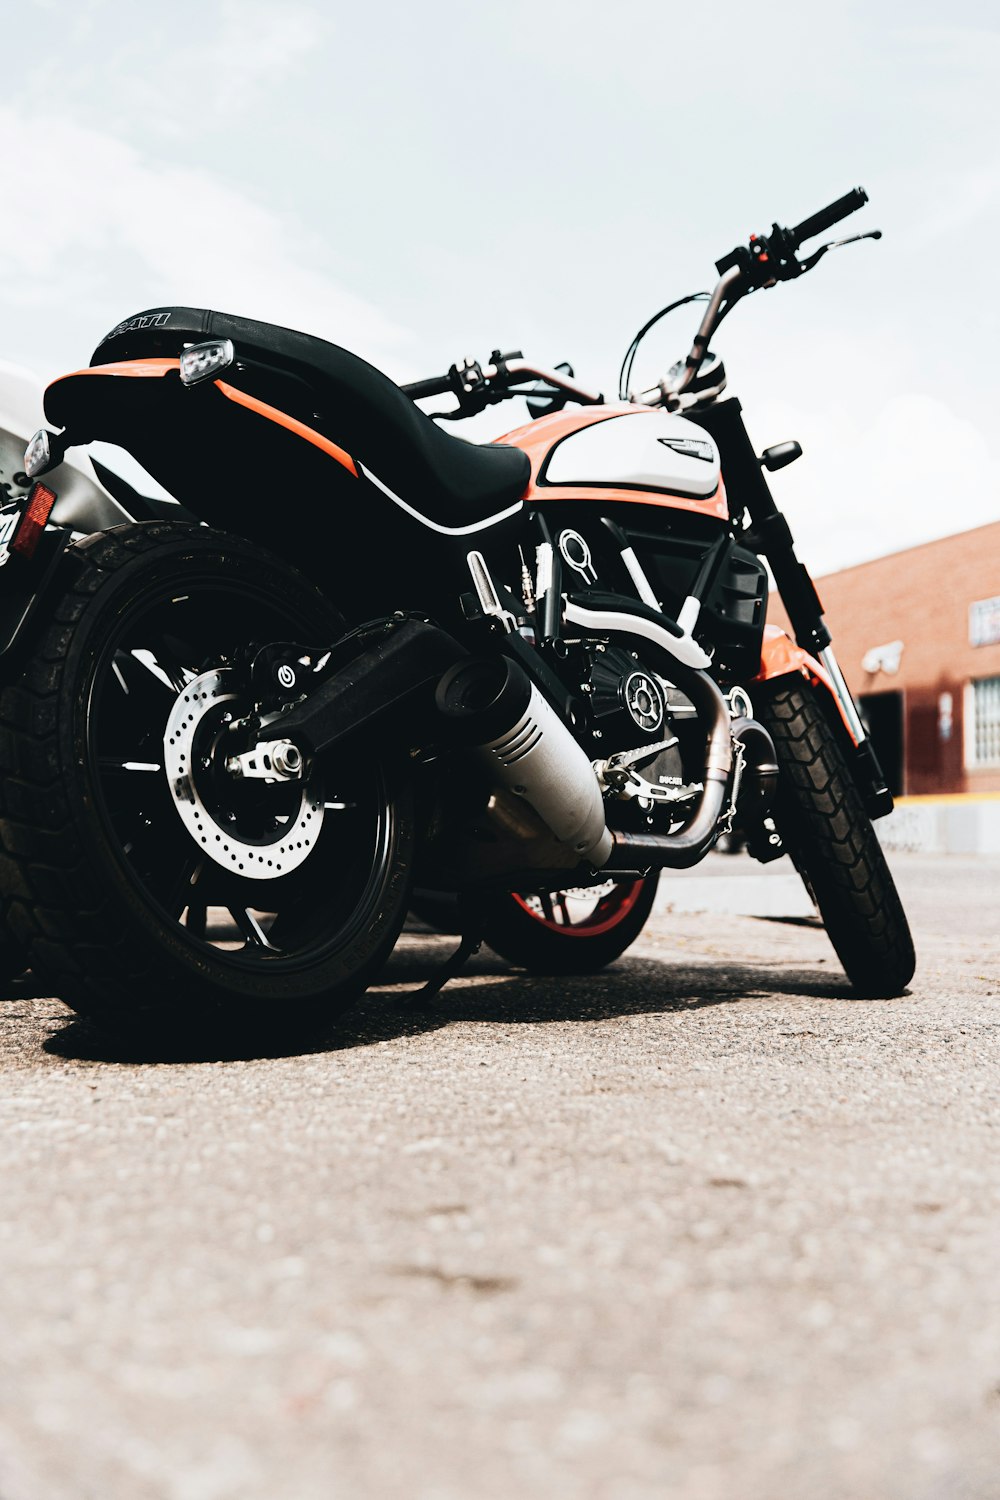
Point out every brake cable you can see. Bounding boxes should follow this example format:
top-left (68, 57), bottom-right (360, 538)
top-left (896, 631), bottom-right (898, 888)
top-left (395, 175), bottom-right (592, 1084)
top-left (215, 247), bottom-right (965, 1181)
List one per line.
top-left (618, 291), bottom-right (709, 401)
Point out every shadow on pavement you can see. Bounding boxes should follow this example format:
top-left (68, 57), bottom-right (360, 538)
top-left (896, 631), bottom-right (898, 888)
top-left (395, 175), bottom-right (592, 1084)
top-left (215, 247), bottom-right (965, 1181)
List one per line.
top-left (35, 936), bottom-right (862, 1067)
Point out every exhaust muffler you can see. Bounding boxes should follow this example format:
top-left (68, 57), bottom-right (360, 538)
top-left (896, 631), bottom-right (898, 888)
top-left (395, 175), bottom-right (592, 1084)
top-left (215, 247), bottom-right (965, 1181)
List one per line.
top-left (435, 657), bottom-right (614, 867)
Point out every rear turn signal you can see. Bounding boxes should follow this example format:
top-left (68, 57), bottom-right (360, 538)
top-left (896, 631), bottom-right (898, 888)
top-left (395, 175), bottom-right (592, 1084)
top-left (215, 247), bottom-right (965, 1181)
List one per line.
top-left (13, 482), bottom-right (57, 560)
top-left (24, 427), bottom-right (66, 479)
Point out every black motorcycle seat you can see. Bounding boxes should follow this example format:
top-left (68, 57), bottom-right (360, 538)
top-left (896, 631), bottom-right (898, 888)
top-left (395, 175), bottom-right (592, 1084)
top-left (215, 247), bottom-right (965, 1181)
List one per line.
top-left (90, 307), bottom-right (530, 528)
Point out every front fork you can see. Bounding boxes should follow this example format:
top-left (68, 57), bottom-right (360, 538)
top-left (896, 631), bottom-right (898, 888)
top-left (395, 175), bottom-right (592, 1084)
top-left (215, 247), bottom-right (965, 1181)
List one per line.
top-left (816, 644), bottom-right (866, 743)
top-left (690, 397), bottom-right (893, 819)
top-left (813, 642), bottom-right (893, 819)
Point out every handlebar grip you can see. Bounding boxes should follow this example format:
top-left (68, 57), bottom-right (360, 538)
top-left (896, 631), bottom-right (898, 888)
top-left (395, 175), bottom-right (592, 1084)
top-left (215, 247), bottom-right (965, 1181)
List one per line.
top-left (791, 186), bottom-right (868, 247)
top-left (400, 374), bottom-right (453, 401)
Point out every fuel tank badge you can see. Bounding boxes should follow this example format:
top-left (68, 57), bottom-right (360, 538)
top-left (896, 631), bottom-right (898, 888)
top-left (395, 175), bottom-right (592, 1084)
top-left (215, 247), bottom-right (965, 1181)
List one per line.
top-left (657, 436), bottom-right (715, 462)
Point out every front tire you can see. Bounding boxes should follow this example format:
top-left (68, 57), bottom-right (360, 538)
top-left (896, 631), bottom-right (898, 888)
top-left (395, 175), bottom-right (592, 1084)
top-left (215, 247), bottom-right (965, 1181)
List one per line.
top-left (757, 679), bottom-right (915, 997)
top-left (484, 876), bottom-right (659, 975)
top-left (0, 523), bottom-right (415, 1036)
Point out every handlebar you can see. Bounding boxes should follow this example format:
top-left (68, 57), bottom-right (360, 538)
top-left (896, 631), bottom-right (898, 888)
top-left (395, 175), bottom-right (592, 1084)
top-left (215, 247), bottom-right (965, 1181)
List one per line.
top-left (399, 373), bottom-right (455, 400)
top-left (500, 359), bottom-right (602, 406)
top-left (401, 355), bottom-right (603, 417)
top-left (790, 186), bottom-right (868, 248)
top-left (716, 184), bottom-right (872, 283)
top-left (405, 188), bottom-right (878, 418)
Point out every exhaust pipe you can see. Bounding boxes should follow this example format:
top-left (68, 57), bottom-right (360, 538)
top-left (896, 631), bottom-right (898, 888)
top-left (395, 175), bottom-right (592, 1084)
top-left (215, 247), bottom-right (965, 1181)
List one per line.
top-left (435, 657), bottom-right (614, 867)
top-left (606, 664), bottom-right (734, 871)
top-left (606, 705), bottom-right (778, 871)
top-left (435, 655), bottom-right (779, 878)
top-left (255, 615), bottom-right (776, 879)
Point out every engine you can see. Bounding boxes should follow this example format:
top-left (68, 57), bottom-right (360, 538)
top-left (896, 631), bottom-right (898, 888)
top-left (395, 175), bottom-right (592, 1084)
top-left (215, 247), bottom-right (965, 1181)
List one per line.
top-left (575, 642), bottom-right (701, 833)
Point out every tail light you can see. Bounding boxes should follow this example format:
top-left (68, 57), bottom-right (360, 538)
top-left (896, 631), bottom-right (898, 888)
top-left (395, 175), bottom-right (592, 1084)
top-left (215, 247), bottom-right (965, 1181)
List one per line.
top-left (12, 482), bottom-right (57, 560)
top-left (179, 339), bottom-right (235, 386)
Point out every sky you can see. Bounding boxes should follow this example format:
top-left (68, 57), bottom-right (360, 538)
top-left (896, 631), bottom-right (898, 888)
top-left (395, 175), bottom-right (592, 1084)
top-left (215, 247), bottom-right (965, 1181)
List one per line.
top-left (1, 0), bottom-right (998, 574)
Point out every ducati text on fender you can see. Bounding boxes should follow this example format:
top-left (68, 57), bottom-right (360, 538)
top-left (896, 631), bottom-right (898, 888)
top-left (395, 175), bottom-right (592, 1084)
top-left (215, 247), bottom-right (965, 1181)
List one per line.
top-left (1, 185), bottom-right (914, 1036)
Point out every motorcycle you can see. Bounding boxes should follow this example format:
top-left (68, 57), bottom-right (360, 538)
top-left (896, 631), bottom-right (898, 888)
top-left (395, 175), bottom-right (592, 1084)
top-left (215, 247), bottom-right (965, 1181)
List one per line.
top-left (1, 185), bottom-right (914, 1035)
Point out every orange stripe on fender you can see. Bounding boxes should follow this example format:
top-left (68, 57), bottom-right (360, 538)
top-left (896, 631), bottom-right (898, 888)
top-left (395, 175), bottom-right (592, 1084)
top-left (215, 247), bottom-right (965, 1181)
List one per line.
top-left (214, 381), bottom-right (358, 478)
top-left (47, 360), bottom-right (358, 480)
top-left (48, 357), bottom-right (181, 385)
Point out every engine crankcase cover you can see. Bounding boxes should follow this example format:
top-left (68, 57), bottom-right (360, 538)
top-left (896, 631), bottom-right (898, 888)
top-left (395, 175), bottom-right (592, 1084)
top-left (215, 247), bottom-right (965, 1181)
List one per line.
top-left (582, 643), bottom-right (693, 832)
top-left (587, 644), bottom-right (671, 741)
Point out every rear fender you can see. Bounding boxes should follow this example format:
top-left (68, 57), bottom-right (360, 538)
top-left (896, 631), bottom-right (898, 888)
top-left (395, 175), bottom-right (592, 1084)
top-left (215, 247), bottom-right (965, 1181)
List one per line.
top-left (41, 360), bottom-right (373, 594)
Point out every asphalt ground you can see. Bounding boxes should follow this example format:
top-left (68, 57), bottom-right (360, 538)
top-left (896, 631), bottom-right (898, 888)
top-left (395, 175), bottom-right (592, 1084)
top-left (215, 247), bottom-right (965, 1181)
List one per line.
top-left (0, 851), bottom-right (998, 1500)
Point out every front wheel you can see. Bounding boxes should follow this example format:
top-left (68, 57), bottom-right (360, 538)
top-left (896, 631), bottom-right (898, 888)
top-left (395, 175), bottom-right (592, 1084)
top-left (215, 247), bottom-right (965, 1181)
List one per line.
top-left (0, 523), bottom-right (415, 1037)
top-left (483, 876), bottom-right (660, 975)
top-left (757, 679), bottom-right (915, 997)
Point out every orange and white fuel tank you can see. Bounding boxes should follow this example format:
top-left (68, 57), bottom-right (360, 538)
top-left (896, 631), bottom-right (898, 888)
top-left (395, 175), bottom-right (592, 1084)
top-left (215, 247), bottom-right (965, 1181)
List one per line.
top-left (497, 405), bottom-right (728, 522)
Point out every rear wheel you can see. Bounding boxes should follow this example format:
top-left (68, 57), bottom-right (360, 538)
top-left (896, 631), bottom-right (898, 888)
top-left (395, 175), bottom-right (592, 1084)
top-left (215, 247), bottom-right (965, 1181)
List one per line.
top-left (0, 523), bottom-right (414, 1036)
top-left (757, 679), bottom-right (915, 997)
top-left (0, 924), bottom-right (27, 986)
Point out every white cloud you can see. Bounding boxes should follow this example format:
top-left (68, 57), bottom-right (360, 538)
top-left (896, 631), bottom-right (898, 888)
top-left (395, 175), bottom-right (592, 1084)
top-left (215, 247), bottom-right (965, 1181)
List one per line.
top-left (202, 1), bottom-right (327, 117)
top-left (905, 168), bottom-right (1000, 249)
top-left (751, 388), bottom-right (998, 576)
top-left (0, 106), bottom-right (409, 372)
top-left (14, 2), bottom-right (330, 137)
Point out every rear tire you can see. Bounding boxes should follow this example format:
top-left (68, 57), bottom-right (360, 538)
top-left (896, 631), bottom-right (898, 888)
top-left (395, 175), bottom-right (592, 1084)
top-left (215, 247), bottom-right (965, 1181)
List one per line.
top-left (0, 923), bottom-right (27, 986)
top-left (0, 522), bottom-right (415, 1037)
top-left (757, 679), bottom-right (915, 997)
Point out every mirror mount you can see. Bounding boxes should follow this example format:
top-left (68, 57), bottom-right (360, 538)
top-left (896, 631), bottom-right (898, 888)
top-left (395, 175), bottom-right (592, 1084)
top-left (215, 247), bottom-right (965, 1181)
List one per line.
top-left (525, 362), bottom-right (575, 421)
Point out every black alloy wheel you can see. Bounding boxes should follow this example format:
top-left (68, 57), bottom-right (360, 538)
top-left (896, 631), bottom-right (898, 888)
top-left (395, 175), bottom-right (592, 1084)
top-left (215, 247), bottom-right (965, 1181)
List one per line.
top-left (0, 523), bottom-right (414, 1035)
top-left (483, 876), bottom-right (660, 974)
top-left (411, 875), bottom-right (660, 975)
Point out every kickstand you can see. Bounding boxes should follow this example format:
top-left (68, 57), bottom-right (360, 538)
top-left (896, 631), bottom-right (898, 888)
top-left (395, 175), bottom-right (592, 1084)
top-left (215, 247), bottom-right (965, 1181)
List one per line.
top-left (414, 911), bottom-right (486, 1006)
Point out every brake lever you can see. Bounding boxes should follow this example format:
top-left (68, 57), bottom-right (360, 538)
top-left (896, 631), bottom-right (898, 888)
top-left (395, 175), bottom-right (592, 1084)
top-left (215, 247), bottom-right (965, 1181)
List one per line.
top-left (428, 407), bottom-right (472, 421)
top-left (799, 228), bottom-right (882, 273)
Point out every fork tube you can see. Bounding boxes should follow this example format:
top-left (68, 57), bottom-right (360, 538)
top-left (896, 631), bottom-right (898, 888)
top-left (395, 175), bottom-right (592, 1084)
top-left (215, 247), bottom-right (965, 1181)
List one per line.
top-left (818, 645), bottom-right (868, 744)
top-left (689, 397), bottom-right (831, 655)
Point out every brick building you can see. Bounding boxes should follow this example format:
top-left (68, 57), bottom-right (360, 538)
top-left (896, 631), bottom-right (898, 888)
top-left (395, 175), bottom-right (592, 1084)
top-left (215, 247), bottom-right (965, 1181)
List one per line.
top-left (769, 520), bottom-right (1000, 797)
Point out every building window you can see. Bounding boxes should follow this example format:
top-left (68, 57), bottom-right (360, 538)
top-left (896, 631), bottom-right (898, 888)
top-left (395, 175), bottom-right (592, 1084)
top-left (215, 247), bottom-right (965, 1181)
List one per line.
top-left (968, 676), bottom-right (1000, 768)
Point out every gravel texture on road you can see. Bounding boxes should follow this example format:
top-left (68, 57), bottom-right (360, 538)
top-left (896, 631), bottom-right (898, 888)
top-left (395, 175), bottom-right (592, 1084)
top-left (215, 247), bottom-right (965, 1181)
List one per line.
top-left (0, 852), bottom-right (998, 1500)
